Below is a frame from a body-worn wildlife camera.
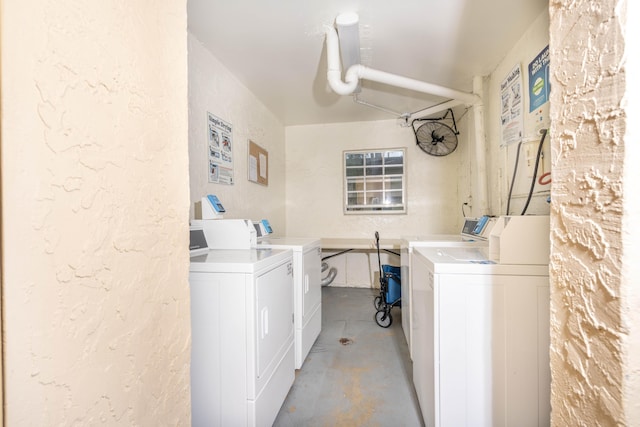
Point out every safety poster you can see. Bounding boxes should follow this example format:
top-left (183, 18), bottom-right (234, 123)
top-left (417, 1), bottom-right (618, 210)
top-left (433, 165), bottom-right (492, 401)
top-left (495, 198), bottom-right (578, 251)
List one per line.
top-left (207, 112), bottom-right (234, 184)
top-left (500, 64), bottom-right (524, 146)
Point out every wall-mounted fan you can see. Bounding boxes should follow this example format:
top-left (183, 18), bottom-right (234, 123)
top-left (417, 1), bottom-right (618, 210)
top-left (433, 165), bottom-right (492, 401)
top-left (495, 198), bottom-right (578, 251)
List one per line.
top-left (412, 108), bottom-right (459, 156)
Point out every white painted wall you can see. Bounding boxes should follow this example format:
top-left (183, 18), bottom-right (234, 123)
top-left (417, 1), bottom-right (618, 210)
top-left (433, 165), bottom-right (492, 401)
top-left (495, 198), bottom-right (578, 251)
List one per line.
top-left (188, 34), bottom-right (287, 234)
top-left (1, 1), bottom-right (191, 424)
top-left (285, 113), bottom-right (471, 288)
top-left (485, 10), bottom-right (551, 216)
top-left (285, 114), bottom-right (471, 239)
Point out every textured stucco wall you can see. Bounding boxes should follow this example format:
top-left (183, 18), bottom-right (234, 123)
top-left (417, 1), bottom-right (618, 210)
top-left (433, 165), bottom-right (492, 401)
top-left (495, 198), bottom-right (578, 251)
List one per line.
top-left (549, 0), bottom-right (639, 424)
top-left (623, 2), bottom-right (640, 423)
top-left (1, 1), bottom-right (191, 424)
top-left (188, 34), bottom-right (287, 234)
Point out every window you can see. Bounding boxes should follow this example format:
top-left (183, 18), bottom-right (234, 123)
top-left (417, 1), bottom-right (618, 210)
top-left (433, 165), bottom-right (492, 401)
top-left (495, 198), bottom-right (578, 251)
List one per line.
top-left (344, 149), bottom-right (406, 214)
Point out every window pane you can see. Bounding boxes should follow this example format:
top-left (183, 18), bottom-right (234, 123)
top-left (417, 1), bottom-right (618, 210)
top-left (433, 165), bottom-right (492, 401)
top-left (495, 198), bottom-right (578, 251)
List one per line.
top-left (386, 177), bottom-right (403, 190)
top-left (384, 151), bottom-right (404, 164)
top-left (385, 191), bottom-right (403, 204)
top-left (367, 180), bottom-right (383, 191)
top-left (384, 166), bottom-right (403, 175)
top-left (347, 178), bottom-right (363, 190)
top-left (348, 192), bottom-right (365, 204)
top-left (365, 166), bottom-right (383, 176)
top-left (344, 149), bottom-right (405, 214)
top-left (345, 153), bottom-right (364, 166)
top-left (365, 152), bottom-right (383, 166)
top-left (346, 167), bottom-right (364, 177)
top-left (368, 192), bottom-right (383, 205)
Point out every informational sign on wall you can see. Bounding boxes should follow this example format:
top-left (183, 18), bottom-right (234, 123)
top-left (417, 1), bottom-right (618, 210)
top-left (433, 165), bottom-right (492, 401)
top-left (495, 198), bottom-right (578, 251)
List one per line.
top-left (500, 64), bottom-right (524, 146)
top-left (207, 112), bottom-right (234, 184)
top-left (528, 45), bottom-right (550, 112)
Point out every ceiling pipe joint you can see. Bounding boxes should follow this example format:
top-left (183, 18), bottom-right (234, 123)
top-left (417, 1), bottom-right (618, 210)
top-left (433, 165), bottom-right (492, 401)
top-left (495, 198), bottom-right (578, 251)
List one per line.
top-left (324, 24), bottom-right (482, 106)
top-left (324, 25), bottom-right (359, 95)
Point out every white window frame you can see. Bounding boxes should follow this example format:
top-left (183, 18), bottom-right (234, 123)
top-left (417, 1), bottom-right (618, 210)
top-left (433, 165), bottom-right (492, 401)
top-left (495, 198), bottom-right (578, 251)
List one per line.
top-left (343, 148), bottom-right (407, 214)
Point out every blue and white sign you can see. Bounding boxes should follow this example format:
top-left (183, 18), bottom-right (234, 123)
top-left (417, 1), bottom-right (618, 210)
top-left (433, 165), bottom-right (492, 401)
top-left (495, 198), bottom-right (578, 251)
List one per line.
top-left (528, 45), bottom-right (550, 112)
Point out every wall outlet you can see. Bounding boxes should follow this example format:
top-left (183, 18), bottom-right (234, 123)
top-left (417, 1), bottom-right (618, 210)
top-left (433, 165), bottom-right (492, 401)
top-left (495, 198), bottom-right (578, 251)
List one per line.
top-left (532, 104), bottom-right (550, 136)
top-left (524, 143), bottom-right (537, 178)
top-left (463, 195), bottom-right (473, 212)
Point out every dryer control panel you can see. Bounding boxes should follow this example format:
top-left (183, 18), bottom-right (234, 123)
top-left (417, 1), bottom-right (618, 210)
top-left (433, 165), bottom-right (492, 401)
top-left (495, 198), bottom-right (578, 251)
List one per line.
top-left (461, 216), bottom-right (496, 240)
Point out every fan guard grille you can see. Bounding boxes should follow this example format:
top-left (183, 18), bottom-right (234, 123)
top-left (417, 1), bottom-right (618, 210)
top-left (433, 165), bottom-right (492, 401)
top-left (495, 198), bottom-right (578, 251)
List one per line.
top-left (414, 121), bottom-right (458, 156)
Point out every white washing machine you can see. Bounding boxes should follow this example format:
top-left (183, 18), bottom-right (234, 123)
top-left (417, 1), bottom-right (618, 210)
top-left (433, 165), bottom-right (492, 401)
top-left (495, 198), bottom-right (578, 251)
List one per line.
top-left (189, 247), bottom-right (295, 427)
top-left (411, 245), bottom-right (551, 427)
top-left (257, 237), bottom-right (322, 369)
top-left (400, 217), bottom-right (496, 359)
top-left (191, 219), bottom-right (322, 369)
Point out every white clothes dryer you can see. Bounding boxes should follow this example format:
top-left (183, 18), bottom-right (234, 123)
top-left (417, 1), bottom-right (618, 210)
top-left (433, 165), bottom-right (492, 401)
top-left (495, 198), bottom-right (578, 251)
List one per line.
top-left (189, 247), bottom-right (295, 427)
top-left (411, 246), bottom-right (550, 427)
top-left (400, 217), bottom-right (496, 359)
top-left (257, 237), bottom-right (322, 369)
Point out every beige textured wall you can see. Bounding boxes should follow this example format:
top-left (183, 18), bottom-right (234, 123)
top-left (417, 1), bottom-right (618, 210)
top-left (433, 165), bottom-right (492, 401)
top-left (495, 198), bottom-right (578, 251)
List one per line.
top-left (284, 115), bottom-right (471, 288)
top-left (549, 0), bottom-right (640, 424)
top-left (624, 2), bottom-right (640, 422)
top-left (284, 115), bottom-right (472, 239)
top-left (1, 1), bottom-right (191, 424)
top-left (188, 34), bottom-right (287, 234)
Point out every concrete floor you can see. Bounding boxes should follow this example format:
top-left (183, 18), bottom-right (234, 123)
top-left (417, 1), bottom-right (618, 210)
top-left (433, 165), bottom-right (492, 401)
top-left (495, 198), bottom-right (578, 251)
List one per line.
top-left (274, 286), bottom-right (424, 427)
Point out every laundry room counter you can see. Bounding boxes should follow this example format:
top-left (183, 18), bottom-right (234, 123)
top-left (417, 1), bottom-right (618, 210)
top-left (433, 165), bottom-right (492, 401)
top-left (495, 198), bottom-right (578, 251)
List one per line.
top-left (321, 238), bottom-right (402, 251)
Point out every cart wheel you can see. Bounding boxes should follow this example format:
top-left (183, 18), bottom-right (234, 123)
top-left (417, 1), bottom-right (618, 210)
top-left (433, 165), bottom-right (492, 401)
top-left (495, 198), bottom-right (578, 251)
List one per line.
top-left (374, 296), bottom-right (383, 311)
top-left (375, 309), bottom-right (392, 328)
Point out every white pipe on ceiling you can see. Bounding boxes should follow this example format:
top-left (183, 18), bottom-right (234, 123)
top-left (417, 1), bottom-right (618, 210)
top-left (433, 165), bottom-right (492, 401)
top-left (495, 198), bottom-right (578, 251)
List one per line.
top-left (324, 23), bottom-right (481, 106)
top-left (324, 24), bottom-right (360, 95)
top-left (335, 13), bottom-right (361, 71)
top-left (325, 14), bottom-right (489, 215)
top-left (346, 65), bottom-right (481, 106)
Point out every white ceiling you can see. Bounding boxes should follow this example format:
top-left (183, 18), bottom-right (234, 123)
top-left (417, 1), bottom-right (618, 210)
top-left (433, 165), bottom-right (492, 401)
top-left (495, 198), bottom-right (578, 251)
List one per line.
top-left (188, 0), bottom-right (548, 126)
